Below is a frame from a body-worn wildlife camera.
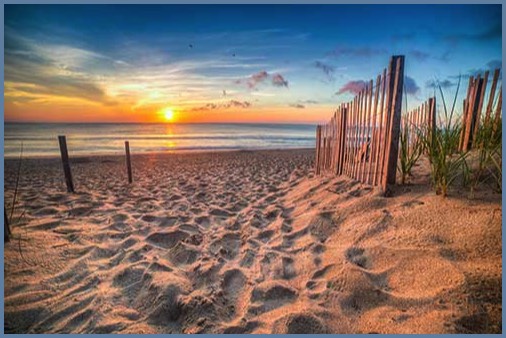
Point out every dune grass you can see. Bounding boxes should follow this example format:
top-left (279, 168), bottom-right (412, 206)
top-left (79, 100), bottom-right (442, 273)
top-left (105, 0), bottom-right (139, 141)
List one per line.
top-left (398, 119), bottom-right (423, 185)
top-left (420, 77), bottom-right (468, 197)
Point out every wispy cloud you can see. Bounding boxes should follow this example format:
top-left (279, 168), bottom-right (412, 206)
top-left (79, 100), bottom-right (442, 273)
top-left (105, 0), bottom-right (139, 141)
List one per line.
top-left (426, 79), bottom-right (455, 89)
top-left (314, 61), bottom-right (335, 82)
top-left (327, 46), bottom-right (386, 58)
top-left (336, 80), bottom-right (367, 95)
top-left (188, 100), bottom-right (252, 112)
top-left (404, 76), bottom-right (420, 95)
top-left (486, 59), bottom-right (502, 70)
top-left (5, 33), bottom-right (116, 105)
top-left (289, 103), bottom-right (305, 109)
top-left (272, 73), bottom-right (289, 87)
top-left (449, 59), bottom-right (503, 80)
top-left (444, 22), bottom-right (501, 44)
top-left (243, 70), bottom-right (269, 89)
top-left (409, 49), bottom-right (430, 62)
top-left (5, 29), bottom-right (273, 110)
top-left (235, 70), bottom-right (289, 89)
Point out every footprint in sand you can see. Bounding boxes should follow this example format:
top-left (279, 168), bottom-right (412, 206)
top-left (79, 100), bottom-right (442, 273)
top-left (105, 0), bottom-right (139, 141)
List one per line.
top-left (279, 257), bottom-right (296, 280)
top-left (168, 242), bottom-right (200, 265)
top-left (248, 282), bottom-right (298, 315)
top-left (195, 216), bottom-right (210, 228)
top-left (345, 247), bottom-right (369, 269)
top-left (209, 233), bottom-right (241, 260)
top-left (272, 312), bottom-right (331, 334)
top-left (146, 230), bottom-right (189, 249)
top-left (309, 212), bottom-right (340, 243)
top-left (146, 285), bottom-right (184, 325)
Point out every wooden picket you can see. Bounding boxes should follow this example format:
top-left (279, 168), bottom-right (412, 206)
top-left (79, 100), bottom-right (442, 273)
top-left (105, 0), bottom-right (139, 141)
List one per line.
top-left (460, 68), bottom-right (502, 151)
top-left (401, 97), bottom-right (436, 152)
top-left (314, 55), bottom-right (406, 193)
top-left (315, 61), bottom-right (501, 193)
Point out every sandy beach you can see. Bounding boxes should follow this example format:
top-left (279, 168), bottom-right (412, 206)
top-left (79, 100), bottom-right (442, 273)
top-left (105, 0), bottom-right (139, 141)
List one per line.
top-left (4, 149), bottom-right (502, 334)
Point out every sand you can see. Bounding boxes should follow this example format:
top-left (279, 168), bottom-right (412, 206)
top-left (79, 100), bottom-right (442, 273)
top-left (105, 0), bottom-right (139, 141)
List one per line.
top-left (3, 149), bottom-right (502, 334)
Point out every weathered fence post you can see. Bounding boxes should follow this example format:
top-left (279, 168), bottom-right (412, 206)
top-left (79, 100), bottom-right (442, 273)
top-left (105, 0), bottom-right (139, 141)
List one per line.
top-left (472, 71), bottom-right (489, 143)
top-left (336, 106), bottom-right (347, 175)
top-left (4, 206), bottom-right (10, 243)
top-left (125, 141), bottom-right (133, 183)
top-left (491, 87), bottom-right (502, 139)
top-left (58, 135), bottom-right (75, 193)
top-left (315, 126), bottom-right (321, 175)
top-left (428, 97), bottom-right (436, 134)
top-left (463, 75), bottom-right (483, 151)
top-left (382, 55), bottom-right (405, 194)
top-left (485, 69), bottom-right (500, 125)
top-left (460, 76), bottom-right (475, 151)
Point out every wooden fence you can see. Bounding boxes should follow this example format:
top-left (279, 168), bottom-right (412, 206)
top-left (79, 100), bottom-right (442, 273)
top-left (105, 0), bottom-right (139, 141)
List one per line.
top-left (57, 135), bottom-right (135, 193)
top-left (459, 68), bottom-right (502, 151)
top-left (401, 97), bottom-right (436, 151)
top-left (315, 55), bottom-right (405, 192)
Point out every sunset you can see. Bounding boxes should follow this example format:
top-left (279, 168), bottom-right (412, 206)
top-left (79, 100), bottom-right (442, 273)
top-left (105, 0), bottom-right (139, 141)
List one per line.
top-left (4, 5), bottom-right (500, 124)
top-left (3, 3), bottom-right (503, 335)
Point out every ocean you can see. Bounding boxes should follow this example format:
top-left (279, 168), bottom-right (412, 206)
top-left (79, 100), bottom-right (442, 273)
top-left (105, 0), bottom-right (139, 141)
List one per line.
top-left (4, 123), bottom-right (317, 158)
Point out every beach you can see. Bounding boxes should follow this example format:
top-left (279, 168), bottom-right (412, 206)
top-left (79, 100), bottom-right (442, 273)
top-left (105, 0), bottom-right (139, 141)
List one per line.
top-left (4, 149), bottom-right (502, 334)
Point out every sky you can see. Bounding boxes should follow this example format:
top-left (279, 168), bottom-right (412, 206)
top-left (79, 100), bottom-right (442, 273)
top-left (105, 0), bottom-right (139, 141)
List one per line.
top-left (4, 4), bottom-right (502, 124)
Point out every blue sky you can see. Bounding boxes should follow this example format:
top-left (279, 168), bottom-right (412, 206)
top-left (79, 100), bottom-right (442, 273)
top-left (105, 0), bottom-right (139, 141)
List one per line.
top-left (4, 4), bottom-right (502, 123)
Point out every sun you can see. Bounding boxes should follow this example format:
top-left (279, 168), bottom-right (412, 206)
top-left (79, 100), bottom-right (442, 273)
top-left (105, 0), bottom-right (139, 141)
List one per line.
top-left (162, 108), bottom-right (175, 122)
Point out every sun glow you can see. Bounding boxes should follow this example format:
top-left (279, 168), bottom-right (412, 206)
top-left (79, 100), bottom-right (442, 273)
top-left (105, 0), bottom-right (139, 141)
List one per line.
top-left (162, 108), bottom-right (175, 122)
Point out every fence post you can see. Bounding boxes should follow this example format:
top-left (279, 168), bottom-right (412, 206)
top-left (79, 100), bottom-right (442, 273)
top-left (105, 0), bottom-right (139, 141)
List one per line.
top-left (4, 206), bottom-right (10, 243)
top-left (382, 55), bottom-right (405, 194)
top-left (492, 88), bottom-right (502, 139)
top-left (58, 135), bottom-right (75, 193)
top-left (125, 141), bottom-right (133, 183)
top-left (315, 126), bottom-right (321, 175)
top-left (472, 71), bottom-right (489, 143)
top-left (428, 97), bottom-right (436, 135)
top-left (485, 69), bottom-right (500, 125)
top-left (460, 76), bottom-right (474, 151)
top-left (463, 75), bottom-right (483, 151)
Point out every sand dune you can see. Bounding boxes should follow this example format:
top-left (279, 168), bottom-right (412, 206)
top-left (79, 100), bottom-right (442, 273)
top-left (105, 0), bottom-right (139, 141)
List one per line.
top-left (4, 149), bottom-right (501, 333)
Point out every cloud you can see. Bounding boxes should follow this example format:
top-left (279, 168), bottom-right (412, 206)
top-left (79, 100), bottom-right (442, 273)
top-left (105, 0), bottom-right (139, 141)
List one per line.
top-left (290, 103), bottom-right (305, 109)
top-left (189, 100), bottom-right (252, 112)
top-left (5, 30), bottom-right (274, 110)
top-left (247, 70), bottom-right (269, 88)
top-left (235, 70), bottom-right (288, 89)
top-left (404, 76), bottom-right (420, 95)
top-left (4, 31), bottom-right (117, 105)
top-left (271, 73), bottom-right (288, 87)
top-left (445, 22), bottom-right (501, 43)
top-left (314, 61), bottom-right (335, 81)
top-left (409, 49), bottom-right (430, 62)
top-left (301, 99), bottom-right (318, 104)
top-left (452, 59), bottom-right (503, 79)
top-left (434, 50), bottom-right (451, 63)
top-left (487, 59), bottom-right (502, 70)
top-left (228, 100), bottom-right (252, 108)
top-left (409, 49), bottom-right (452, 63)
top-left (327, 47), bottom-right (386, 58)
top-left (426, 79), bottom-right (455, 89)
top-left (336, 80), bottom-right (367, 95)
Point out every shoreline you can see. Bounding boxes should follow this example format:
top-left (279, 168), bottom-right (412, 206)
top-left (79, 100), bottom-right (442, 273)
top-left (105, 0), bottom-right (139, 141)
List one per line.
top-left (3, 147), bottom-right (315, 161)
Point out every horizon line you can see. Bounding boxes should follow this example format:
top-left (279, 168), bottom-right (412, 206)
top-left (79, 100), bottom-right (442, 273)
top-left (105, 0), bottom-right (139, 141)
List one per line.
top-left (4, 120), bottom-right (320, 125)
